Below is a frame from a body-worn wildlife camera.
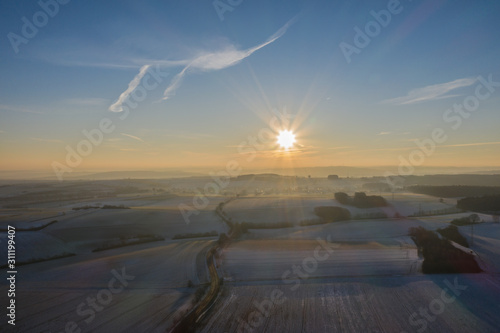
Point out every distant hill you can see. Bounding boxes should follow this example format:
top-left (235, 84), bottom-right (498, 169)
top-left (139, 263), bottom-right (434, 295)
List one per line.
top-left (260, 166), bottom-right (382, 177)
top-left (402, 174), bottom-right (500, 187)
top-left (252, 166), bottom-right (500, 178)
top-left (1, 165), bottom-right (498, 181)
top-left (65, 170), bottom-right (203, 180)
top-left (233, 174), bottom-right (293, 181)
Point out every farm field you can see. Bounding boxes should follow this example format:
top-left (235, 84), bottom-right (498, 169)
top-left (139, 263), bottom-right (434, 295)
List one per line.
top-left (0, 192), bottom-right (227, 262)
top-left (223, 197), bottom-right (333, 225)
top-left (221, 238), bottom-right (419, 282)
top-left (384, 192), bottom-right (460, 215)
top-left (223, 192), bottom-right (462, 228)
top-left (203, 193), bottom-right (500, 333)
top-left (199, 274), bottom-right (500, 333)
top-left (1, 180), bottom-right (499, 333)
top-left (458, 222), bottom-right (500, 273)
top-left (241, 214), bottom-right (485, 244)
top-left (0, 239), bottom-right (213, 332)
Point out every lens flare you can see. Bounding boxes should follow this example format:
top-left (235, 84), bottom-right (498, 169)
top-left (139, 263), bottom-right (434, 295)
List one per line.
top-left (277, 130), bottom-right (296, 150)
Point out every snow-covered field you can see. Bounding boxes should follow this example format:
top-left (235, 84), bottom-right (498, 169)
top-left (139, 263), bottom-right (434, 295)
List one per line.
top-left (0, 180), bottom-right (231, 332)
top-left (221, 239), bottom-right (419, 281)
top-left (0, 193), bottom-right (227, 262)
top-left (385, 192), bottom-right (459, 215)
top-left (0, 239), bottom-right (213, 332)
top-left (199, 274), bottom-right (500, 333)
top-left (224, 197), bottom-right (333, 225)
top-left (204, 197), bottom-right (500, 333)
top-left (223, 193), bottom-right (461, 227)
top-left (1, 179), bottom-right (499, 333)
top-left (458, 222), bottom-right (500, 273)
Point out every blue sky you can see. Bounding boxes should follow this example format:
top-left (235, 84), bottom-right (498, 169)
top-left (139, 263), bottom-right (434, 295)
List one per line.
top-left (1, 0), bottom-right (500, 175)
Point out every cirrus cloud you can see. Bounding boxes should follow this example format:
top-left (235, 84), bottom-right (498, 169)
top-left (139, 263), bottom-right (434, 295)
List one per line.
top-left (108, 17), bottom-right (296, 112)
top-left (381, 77), bottom-right (477, 105)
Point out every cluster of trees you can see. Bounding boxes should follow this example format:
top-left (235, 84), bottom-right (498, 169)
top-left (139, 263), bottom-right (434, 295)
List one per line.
top-left (457, 195), bottom-right (500, 213)
top-left (451, 214), bottom-right (481, 226)
top-left (101, 204), bottom-right (130, 209)
top-left (334, 192), bottom-right (387, 208)
top-left (229, 222), bottom-right (249, 239)
top-left (409, 226), bottom-right (481, 274)
top-left (72, 205), bottom-right (100, 210)
top-left (313, 206), bottom-right (351, 222)
top-left (408, 185), bottom-right (500, 198)
top-left (93, 234), bottom-right (164, 252)
top-left (436, 225), bottom-right (469, 247)
top-left (173, 231), bottom-right (218, 240)
top-left (217, 232), bottom-right (229, 246)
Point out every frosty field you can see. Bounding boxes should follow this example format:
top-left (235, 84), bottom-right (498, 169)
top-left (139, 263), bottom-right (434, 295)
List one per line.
top-left (1, 178), bottom-right (499, 332)
top-left (199, 274), bottom-right (500, 333)
top-left (0, 239), bottom-right (213, 332)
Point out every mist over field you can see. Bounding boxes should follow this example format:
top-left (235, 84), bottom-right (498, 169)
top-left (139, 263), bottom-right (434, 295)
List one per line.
top-left (1, 172), bottom-right (500, 332)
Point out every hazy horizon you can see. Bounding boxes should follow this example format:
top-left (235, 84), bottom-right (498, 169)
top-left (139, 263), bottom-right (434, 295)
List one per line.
top-left (1, 165), bottom-right (499, 181)
top-left (1, 1), bottom-right (500, 180)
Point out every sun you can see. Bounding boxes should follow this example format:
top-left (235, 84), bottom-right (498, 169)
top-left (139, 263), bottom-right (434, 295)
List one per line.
top-left (277, 130), bottom-right (296, 150)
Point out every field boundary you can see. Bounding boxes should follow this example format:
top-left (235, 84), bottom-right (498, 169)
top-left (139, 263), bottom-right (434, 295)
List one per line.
top-left (169, 198), bottom-right (234, 332)
top-left (168, 242), bottom-right (222, 333)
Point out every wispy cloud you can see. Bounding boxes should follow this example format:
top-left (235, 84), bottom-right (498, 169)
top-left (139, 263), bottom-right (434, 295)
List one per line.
top-left (161, 18), bottom-right (295, 100)
top-left (162, 65), bottom-right (190, 100)
top-left (377, 131), bottom-right (410, 136)
top-left (109, 65), bottom-right (151, 112)
top-left (106, 18), bottom-right (296, 111)
top-left (121, 133), bottom-right (145, 143)
top-left (381, 78), bottom-right (477, 105)
top-left (0, 104), bottom-right (44, 114)
top-left (440, 141), bottom-right (500, 148)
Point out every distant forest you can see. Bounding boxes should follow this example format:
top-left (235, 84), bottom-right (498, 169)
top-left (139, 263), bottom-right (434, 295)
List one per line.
top-left (335, 192), bottom-right (387, 208)
top-left (457, 195), bottom-right (500, 213)
top-left (408, 185), bottom-right (500, 198)
top-left (402, 174), bottom-right (500, 186)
